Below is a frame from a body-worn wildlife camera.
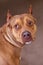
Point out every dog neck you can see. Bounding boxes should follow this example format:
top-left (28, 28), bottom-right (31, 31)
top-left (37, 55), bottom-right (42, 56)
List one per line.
top-left (3, 26), bottom-right (24, 48)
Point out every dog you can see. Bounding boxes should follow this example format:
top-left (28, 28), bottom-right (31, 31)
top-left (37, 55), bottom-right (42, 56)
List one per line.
top-left (0, 5), bottom-right (37, 65)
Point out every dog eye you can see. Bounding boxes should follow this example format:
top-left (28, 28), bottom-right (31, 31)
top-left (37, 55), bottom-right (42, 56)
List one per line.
top-left (14, 24), bottom-right (20, 30)
top-left (28, 21), bottom-right (33, 25)
top-left (27, 20), bottom-right (33, 26)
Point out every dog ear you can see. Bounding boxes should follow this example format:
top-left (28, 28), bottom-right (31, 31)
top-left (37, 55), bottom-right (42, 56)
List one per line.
top-left (29, 4), bottom-right (32, 14)
top-left (6, 10), bottom-right (12, 22)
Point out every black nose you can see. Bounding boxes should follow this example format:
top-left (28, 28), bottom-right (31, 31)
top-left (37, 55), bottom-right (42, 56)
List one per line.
top-left (22, 31), bottom-right (31, 38)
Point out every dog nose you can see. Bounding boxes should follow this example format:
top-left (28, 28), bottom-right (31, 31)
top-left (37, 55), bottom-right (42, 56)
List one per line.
top-left (22, 31), bottom-right (31, 38)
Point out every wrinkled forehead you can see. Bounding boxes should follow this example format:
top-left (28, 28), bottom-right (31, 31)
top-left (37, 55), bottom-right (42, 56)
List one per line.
top-left (10, 13), bottom-right (36, 25)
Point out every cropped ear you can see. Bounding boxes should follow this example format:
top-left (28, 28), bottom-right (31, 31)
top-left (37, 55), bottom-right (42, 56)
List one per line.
top-left (29, 4), bottom-right (32, 14)
top-left (6, 10), bottom-right (12, 22)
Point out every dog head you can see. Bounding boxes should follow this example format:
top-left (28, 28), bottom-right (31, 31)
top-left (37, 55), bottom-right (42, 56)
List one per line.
top-left (6, 5), bottom-right (37, 46)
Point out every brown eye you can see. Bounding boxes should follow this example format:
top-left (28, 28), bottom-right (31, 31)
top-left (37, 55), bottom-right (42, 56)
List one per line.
top-left (26, 19), bottom-right (33, 26)
top-left (14, 24), bottom-right (20, 30)
top-left (28, 21), bottom-right (33, 26)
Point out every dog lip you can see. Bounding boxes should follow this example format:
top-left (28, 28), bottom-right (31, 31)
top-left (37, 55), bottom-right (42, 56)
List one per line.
top-left (22, 36), bottom-right (32, 43)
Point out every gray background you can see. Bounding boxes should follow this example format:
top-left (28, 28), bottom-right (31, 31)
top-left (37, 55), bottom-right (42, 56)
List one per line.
top-left (0, 0), bottom-right (43, 65)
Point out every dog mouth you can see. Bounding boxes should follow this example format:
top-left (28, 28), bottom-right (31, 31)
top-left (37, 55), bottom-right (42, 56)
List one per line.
top-left (22, 31), bottom-right (32, 44)
top-left (22, 35), bottom-right (32, 44)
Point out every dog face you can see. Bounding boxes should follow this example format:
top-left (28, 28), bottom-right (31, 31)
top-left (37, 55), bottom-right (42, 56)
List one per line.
top-left (6, 6), bottom-right (37, 45)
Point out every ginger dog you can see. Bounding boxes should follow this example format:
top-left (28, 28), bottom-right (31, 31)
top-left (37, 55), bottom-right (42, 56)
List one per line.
top-left (0, 5), bottom-right (37, 65)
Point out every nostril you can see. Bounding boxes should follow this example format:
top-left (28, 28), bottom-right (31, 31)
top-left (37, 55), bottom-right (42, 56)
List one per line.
top-left (23, 35), bottom-right (26, 37)
top-left (27, 33), bottom-right (29, 36)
